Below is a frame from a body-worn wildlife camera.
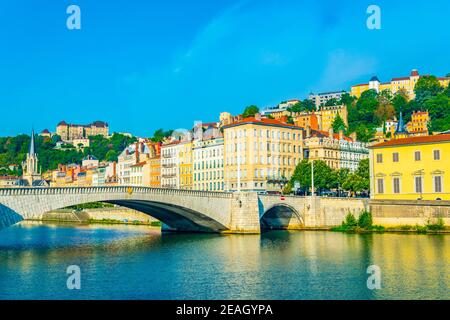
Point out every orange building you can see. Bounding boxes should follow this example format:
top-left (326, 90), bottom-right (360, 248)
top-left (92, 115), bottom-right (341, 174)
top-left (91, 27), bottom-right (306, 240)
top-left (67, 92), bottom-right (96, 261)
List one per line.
top-left (294, 112), bottom-right (319, 130)
top-left (149, 142), bottom-right (162, 187)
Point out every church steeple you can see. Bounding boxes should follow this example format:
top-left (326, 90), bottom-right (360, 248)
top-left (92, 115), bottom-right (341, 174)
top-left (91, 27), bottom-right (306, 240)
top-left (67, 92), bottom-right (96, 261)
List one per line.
top-left (396, 112), bottom-right (406, 133)
top-left (22, 128), bottom-right (42, 186)
top-left (29, 128), bottom-right (36, 156)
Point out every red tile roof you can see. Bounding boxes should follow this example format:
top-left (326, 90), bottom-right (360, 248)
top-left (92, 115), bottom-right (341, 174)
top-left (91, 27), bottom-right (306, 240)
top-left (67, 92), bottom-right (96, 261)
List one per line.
top-left (371, 134), bottom-right (450, 148)
top-left (224, 116), bottom-right (301, 129)
top-left (391, 76), bottom-right (410, 81)
top-left (311, 130), bottom-right (353, 142)
top-left (352, 83), bottom-right (368, 87)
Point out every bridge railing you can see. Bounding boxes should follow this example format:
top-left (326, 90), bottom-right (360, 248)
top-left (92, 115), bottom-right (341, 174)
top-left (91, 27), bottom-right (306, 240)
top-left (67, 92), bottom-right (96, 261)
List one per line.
top-left (0, 186), bottom-right (234, 198)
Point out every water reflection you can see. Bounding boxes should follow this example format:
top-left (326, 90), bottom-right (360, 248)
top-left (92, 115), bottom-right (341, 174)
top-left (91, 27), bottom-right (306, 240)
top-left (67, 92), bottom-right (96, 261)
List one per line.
top-left (0, 222), bottom-right (448, 300)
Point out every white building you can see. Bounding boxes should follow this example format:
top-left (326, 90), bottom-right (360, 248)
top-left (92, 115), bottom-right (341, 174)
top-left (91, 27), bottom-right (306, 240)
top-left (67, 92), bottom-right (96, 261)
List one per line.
top-left (117, 142), bottom-right (151, 185)
top-left (338, 140), bottom-right (369, 172)
top-left (193, 126), bottom-right (224, 191)
top-left (309, 90), bottom-right (347, 109)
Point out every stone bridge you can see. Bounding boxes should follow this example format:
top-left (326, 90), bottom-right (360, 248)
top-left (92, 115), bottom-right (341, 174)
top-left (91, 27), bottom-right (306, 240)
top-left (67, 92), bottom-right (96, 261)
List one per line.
top-left (0, 187), bottom-right (368, 233)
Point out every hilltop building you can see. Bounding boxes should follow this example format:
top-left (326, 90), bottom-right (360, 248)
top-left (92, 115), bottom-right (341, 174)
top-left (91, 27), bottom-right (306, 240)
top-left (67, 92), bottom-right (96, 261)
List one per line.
top-left (293, 105), bottom-right (348, 132)
top-left (56, 120), bottom-right (109, 142)
top-left (406, 111), bottom-right (430, 134)
top-left (351, 69), bottom-right (450, 99)
top-left (308, 91), bottom-right (346, 109)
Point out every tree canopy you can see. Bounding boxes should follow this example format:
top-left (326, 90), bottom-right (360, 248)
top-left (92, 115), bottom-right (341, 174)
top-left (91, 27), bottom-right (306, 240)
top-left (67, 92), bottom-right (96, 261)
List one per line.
top-left (242, 105), bottom-right (260, 118)
top-left (0, 133), bottom-right (137, 173)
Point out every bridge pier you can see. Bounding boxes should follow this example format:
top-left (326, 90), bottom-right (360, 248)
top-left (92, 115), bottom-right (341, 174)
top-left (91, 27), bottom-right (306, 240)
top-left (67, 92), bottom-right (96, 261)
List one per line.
top-left (226, 192), bottom-right (261, 234)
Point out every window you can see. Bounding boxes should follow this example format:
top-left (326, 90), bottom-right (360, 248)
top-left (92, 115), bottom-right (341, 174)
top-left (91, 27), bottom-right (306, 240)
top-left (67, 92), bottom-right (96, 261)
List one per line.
top-left (434, 176), bottom-right (442, 193)
top-left (377, 179), bottom-right (384, 194)
top-left (414, 151), bottom-right (421, 161)
top-left (433, 150), bottom-right (441, 160)
top-left (415, 176), bottom-right (423, 194)
top-left (376, 154), bottom-right (383, 163)
top-left (393, 178), bottom-right (400, 194)
top-left (393, 152), bottom-right (399, 162)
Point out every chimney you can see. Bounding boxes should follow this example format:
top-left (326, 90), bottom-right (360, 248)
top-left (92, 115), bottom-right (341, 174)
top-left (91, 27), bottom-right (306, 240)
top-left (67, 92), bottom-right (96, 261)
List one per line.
top-left (350, 132), bottom-right (357, 141)
top-left (135, 142), bottom-right (139, 163)
top-left (339, 129), bottom-right (344, 140)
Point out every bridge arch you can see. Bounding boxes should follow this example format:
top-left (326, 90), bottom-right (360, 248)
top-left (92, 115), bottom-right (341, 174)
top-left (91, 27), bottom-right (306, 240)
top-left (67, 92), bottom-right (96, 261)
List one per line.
top-left (0, 187), bottom-right (234, 233)
top-left (260, 203), bottom-right (304, 230)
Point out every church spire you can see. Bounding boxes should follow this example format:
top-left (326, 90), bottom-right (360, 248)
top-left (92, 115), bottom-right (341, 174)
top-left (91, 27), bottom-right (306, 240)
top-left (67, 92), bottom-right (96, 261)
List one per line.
top-left (396, 112), bottom-right (406, 133)
top-left (29, 128), bottom-right (36, 156)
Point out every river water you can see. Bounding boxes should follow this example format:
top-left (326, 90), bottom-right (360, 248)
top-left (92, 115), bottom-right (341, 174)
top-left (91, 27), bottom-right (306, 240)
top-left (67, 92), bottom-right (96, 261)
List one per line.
top-left (0, 221), bottom-right (448, 300)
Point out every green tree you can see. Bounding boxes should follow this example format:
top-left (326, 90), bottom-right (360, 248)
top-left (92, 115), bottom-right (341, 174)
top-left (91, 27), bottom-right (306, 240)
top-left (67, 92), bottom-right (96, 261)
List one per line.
top-left (302, 99), bottom-right (316, 112)
top-left (324, 98), bottom-right (339, 107)
top-left (105, 150), bottom-right (118, 162)
top-left (242, 105), bottom-right (259, 118)
top-left (332, 113), bottom-right (347, 132)
top-left (357, 211), bottom-right (373, 229)
top-left (339, 93), bottom-right (356, 108)
top-left (414, 75), bottom-right (443, 105)
top-left (286, 160), bottom-right (336, 193)
top-left (374, 90), bottom-right (395, 124)
top-left (392, 90), bottom-right (409, 115)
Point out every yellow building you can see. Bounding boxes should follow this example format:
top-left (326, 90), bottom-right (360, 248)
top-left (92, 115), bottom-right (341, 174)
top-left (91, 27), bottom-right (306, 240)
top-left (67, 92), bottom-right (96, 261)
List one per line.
top-left (293, 105), bottom-right (347, 132)
top-left (179, 140), bottom-right (193, 189)
top-left (351, 69), bottom-right (450, 99)
top-left (56, 120), bottom-right (109, 142)
top-left (318, 105), bottom-right (348, 132)
top-left (406, 111), bottom-right (430, 134)
top-left (369, 134), bottom-right (450, 200)
top-left (223, 115), bottom-right (304, 192)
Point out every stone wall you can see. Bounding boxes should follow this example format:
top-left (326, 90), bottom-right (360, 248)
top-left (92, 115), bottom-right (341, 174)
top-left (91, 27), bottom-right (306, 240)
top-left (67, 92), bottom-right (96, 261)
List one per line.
top-left (41, 207), bottom-right (159, 224)
top-left (370, 199), bottom-right (450, 226)
top-left (315, 197), bottom-right (369, 227)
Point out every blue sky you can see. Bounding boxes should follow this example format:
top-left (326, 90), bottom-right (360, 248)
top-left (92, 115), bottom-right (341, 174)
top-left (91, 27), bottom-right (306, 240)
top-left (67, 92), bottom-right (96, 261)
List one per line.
top-left (1, 0), bottom-right (449, 136)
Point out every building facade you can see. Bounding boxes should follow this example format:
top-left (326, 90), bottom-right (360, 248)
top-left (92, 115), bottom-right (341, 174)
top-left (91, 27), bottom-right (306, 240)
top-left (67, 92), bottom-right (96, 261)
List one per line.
top-left (193, 132), bottom-right (224, 192)
top-left (56, 120), bottom-right (109, 142)
top-left (293, 105), bottom-right (347, 132)
top-left (179, 140), bottom-right (193, 190)
top-left (369, 134), bottom-right (450, 200)
top-left (406, 111), bottom-right (430, 134)
top-left (161, 141), bottom-right (181, 189)
top-left (309, 91), bottom-right (346, 109)
top-left (117, 142), bottom-right (151, 185)
top-left (351, 69), bottom-right (450, 99)
top-left (223, 115), bottom-right (304, 192)
top-left (304, 129), bottom-right (368, 171)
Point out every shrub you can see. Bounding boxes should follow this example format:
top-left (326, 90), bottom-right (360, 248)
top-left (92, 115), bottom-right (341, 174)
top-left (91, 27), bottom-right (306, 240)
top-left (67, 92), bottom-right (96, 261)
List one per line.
top-left (343, 213), bottom-right (357, 228)
top-left (358, 210), bottom-right (373, 229)
top-left (371, 225), bottom-right (385, 232)
top-left (414, 225), bottom-right (428, 234)
top-left (426, 218), bottom-right (445, 231)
